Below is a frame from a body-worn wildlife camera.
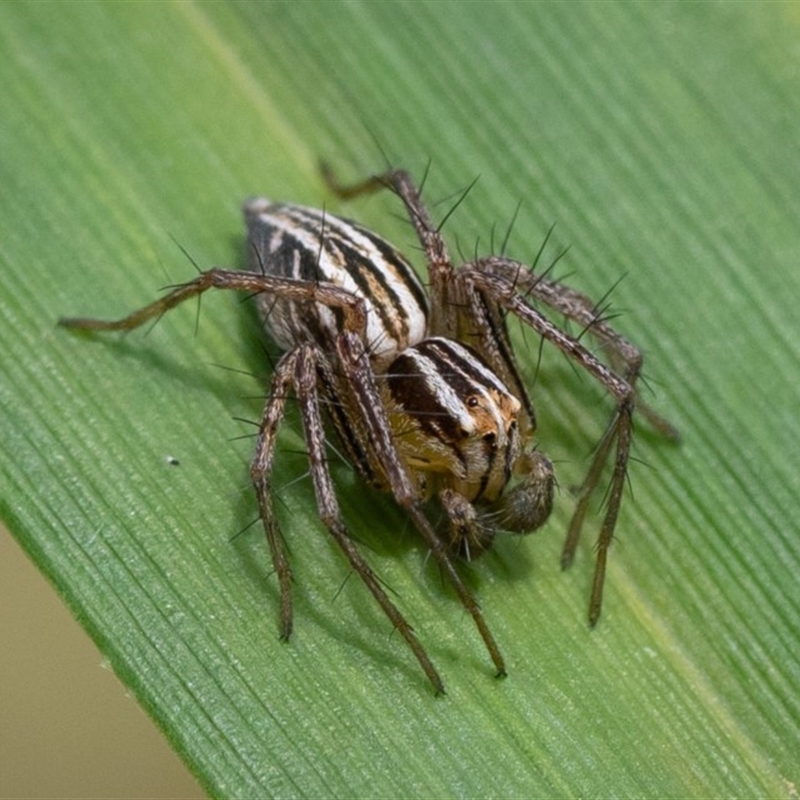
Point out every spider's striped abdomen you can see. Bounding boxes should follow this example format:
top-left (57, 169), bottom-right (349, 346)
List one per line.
top-left (244, 198), bottom-right (428, 362)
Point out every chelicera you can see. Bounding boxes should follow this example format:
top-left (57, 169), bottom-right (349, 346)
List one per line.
top-left (60, 166), bottom-right (677, 694)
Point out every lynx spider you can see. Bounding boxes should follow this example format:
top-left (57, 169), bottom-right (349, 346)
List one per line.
top-left (60, 166), bottom-right (677, 694)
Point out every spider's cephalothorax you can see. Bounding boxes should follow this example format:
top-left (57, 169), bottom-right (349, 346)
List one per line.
top-left (59, 167), bottom-right (677, 695)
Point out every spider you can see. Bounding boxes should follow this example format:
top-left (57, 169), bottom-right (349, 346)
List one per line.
top-left (59, 166), bottom-right (677, 695)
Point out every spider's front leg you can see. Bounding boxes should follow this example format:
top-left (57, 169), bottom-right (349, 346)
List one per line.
top-left (466, 257), bottom-right (679, 608)
top-left (250, 348), bottom-right (297, 640)
top-left (267, 343), bottom-right (446, 695)
top-left (464, 267), bottom-right (640, 626)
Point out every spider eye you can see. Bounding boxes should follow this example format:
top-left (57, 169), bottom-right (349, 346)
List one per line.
top-left (483, 431), bottom-right (496, 445)
top-left (466, 395), bottom-right (480, 408)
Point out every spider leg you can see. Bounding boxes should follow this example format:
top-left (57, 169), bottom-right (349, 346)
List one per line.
top-left (588, 402), bottom-right (633, 626)
top-left (58, 268), bottom-right (368, 338)
top-left (470, 256), bottom-right (679, 440)
top-left (529, 271), bottom-right (679, 440)
top-left (466, 256), bottom-right (678, 576)
top-left (250, 349), bottom-right (298, 640)
top-left (334, 330), bottom-right (507, 679)
top-left (323, 165), bottom-right (449, 267)
top-left (462, 267), bottom-right (638, 625)
top-left (291, 342), bottom-right (446, 695)
top-left (322, 165), bottom-right (465, 339)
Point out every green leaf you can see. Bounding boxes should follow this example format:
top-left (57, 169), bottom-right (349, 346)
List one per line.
top-left (2, 2), bottom-right (799, 797)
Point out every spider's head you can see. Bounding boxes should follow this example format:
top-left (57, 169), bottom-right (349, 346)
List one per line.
top-left (383, 337), bottom-right (523, 506)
